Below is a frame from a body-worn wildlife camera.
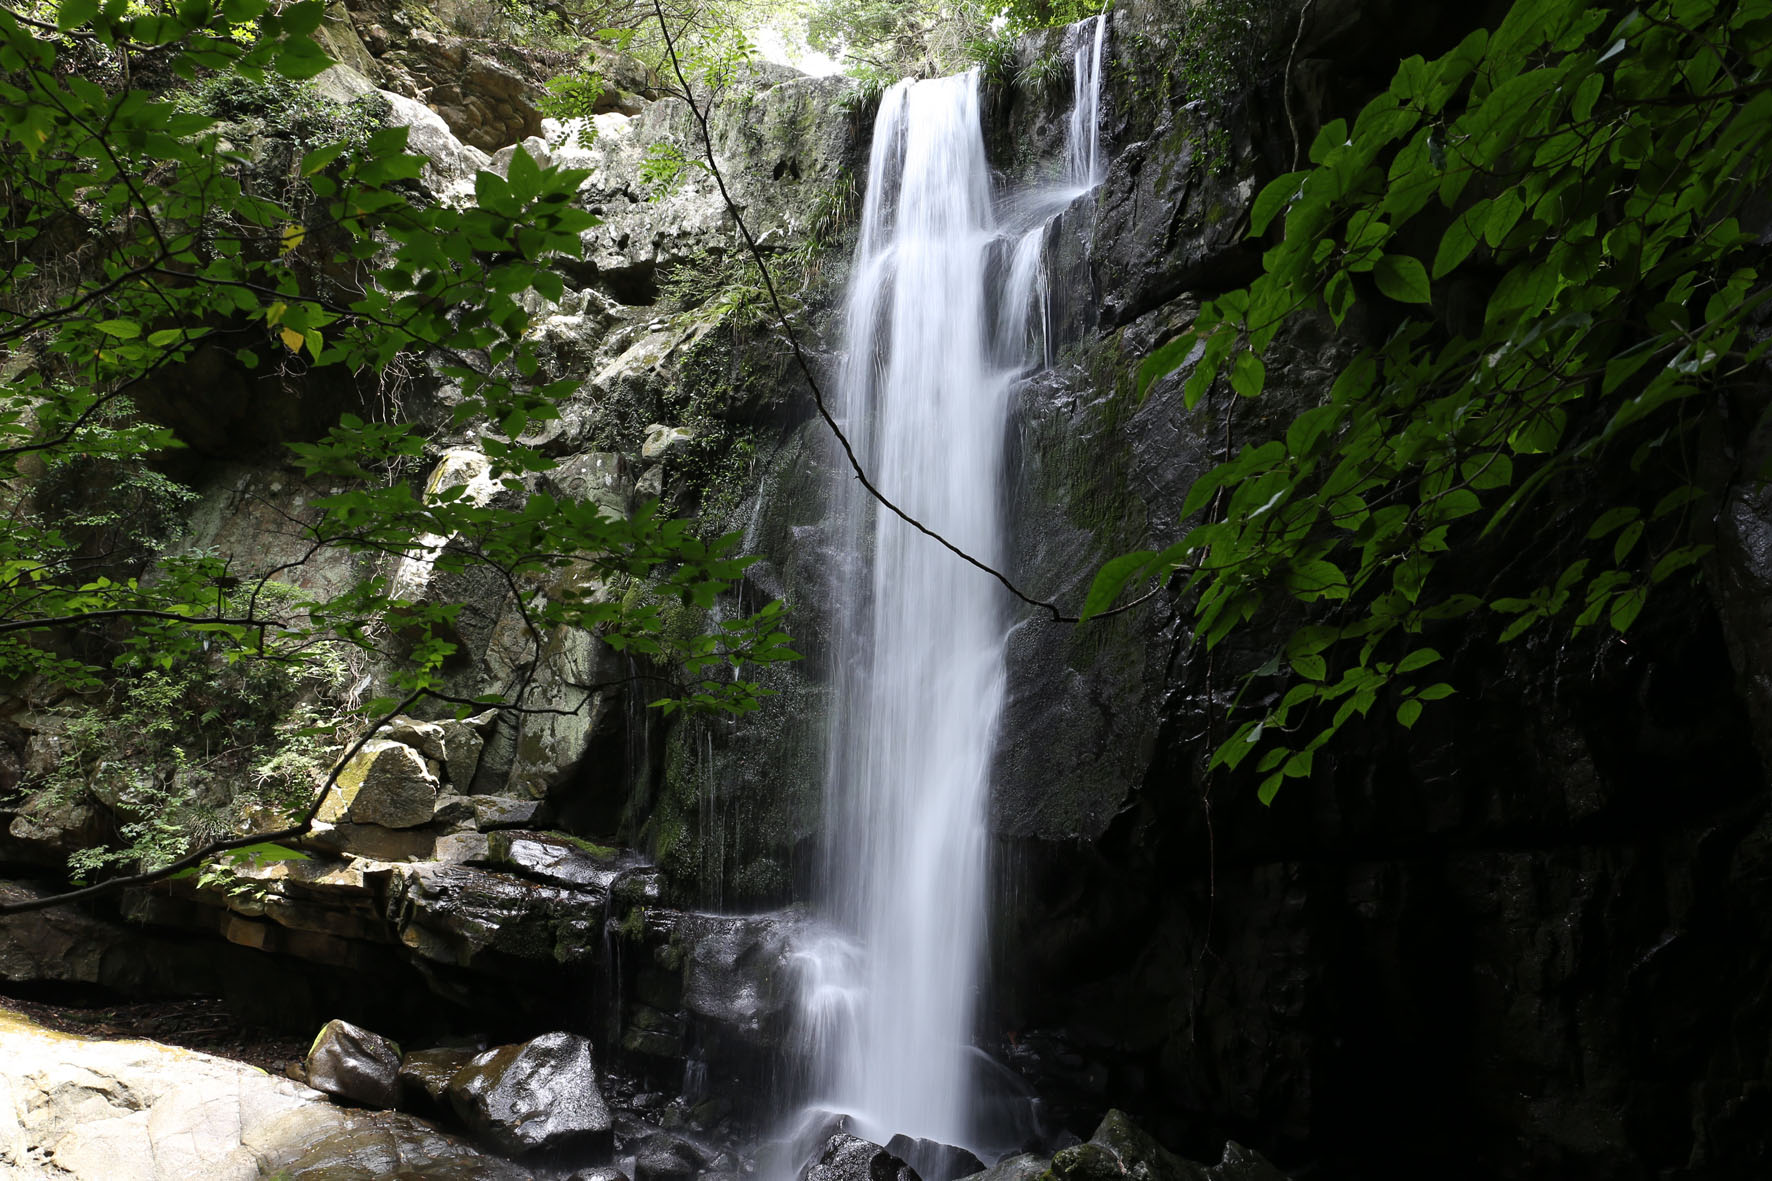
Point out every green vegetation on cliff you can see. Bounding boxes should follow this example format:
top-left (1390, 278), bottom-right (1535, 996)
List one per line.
top-left (1088, 0), bottom-right (1772, 803)
top-left (0, 0), bottom-right (795, 896)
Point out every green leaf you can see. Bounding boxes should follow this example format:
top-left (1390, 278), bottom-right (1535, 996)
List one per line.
top-left (57, 0), bottom-right (100, 30)
top-left (1325, 270), bottom-right (1355, 325)
top-left (1461, 453), bottom-right (1513, 491)
top-left (1609, 587), bottom-right (1647, 632)
top-left (302, 143), bottom-right (347, 175)
top-left (1396, 648), bottom-right (1441, 673)
top-left (1433, 204), bottom-right (1483, 278)
top-left (1287, 559), bottom-right (1348, 600)
top-left (1587, 506), bottom-right (1639, 540)
top-left (1230, 351), bottom-right (1266, 398)
top-left (1250, 170), bottom-right (1307, 236)
top-left (270, 37), bottom-right (333, 80)
top-left (1482, 188), bottom-right (1525, 247)
top-left (1397, 699), bottom-right (1423, 728)
top-left (1078, 550), bottom-right (1158, 623)
top-left (1290, 653), bottom-right (1328, 681)
top-left (1287, 625), bottom-right (1339, 657)
top-left (1373, 254), bottom-right (1431, 303)
top-left (95, 319), bottom-right (141, 338)
top-left (1136, 331), bottom-right (1199, 402)
top-left (506, 144), bottom-right (543, 202)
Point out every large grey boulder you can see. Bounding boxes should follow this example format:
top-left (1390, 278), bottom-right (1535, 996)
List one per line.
top-left (484, 829), bottom-right (633, 889)
top-left (316, 738), bottom-right (440, 829)
top-left (382, 711), bottom-right (494, 791)
top-left (805, 1133), bottom-right (921, 1181)
top-left (305, 1018), bottom-right (403, 1109)
top-left (632, 1129), bottom-right (706, 1181)
top-left (677, 911), bottom-right (807, 1046)
top-left (447, 1031), bottom-right (613, 1156)
top-left (386, 861), bottom-right (606, 972)
top-left (398, 1045), bottom-right (482, 1107)
top-left (884, 1135), bottom-right (984, 1181)
top-left (1046, 1111), bottom-right (1290, 1181)
top-left (377, 88), bottom-right (492, 202)
top-left (955, 1153), bottom-right (1048, 1181)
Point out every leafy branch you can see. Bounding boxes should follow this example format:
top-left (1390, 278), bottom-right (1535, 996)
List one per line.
top-left (1086, 0), bottom-right (1772, 803)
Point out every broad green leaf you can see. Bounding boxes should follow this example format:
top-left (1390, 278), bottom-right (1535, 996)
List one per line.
top-left (1433, 204), bottom-right (1484, 278)
top-left (1290, 653), bottom-right (1328, 681)
top-left (1230, 351), bottom-right (1266, 398)
top-left (1609, 587), bottom-right (1647, 631)
top-left (1287, 625), bottom-right (1339, 657)
top-left (57, 0), bottom-right (100, 30)
top-left (1136, 331), bottom-right (1199, 402)
top-left (1586, 506), bottom-right (1639, 539)
top-left (1250, 171), bottom-right (1307, 236)
top-left (1078, 550), bottom-right (1158, 623)
top-left (1482, 189), bottom-right (1525, 247)
top-left (1397, 649), bottom-right (1441, 673)
top-left (1373, 254), bottom-right (1431, 303)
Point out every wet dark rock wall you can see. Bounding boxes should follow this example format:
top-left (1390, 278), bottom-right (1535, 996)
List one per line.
top-left (966, 3), bottom-right (1772, 1179)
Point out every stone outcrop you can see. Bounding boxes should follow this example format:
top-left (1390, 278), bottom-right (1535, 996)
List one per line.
top-left (447, 1031), bottom-right (613, 1156)
top-left (806, 1134), bottom-right (922, 1181)
top-left (306, 1018), bottom-right (405, 1109)
top-left (318, 737), bottom-right (442, 829)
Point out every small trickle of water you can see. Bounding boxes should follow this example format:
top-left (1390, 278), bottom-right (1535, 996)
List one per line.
top-left (1067, 14), bottom-right (1110, 189)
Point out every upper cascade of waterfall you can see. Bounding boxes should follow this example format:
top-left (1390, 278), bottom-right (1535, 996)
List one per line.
top-left (1067, 13), bottom-right (1111, 189)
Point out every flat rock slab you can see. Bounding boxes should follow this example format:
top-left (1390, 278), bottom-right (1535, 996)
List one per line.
top-left (0, 1005), bottom-right (525, 1180)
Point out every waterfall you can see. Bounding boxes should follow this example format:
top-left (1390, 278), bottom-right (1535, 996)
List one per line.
top-left (1067, 13), bottom-right (1110, 189)
top-left (791, 16), bottom-right (1110, 1174)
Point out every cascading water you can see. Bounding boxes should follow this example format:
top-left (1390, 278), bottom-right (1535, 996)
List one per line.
top-left (790, 16), bottom-right (1111, 1174)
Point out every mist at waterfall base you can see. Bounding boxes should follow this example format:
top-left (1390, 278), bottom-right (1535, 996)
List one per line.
top-left (775, 18), bottom-right (1110, 1181)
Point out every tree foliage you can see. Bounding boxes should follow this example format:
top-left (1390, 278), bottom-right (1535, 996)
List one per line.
top-left (1085, 0), bottom-right (1772, 803)
top-left (0, 0), bottom-right (796, 885)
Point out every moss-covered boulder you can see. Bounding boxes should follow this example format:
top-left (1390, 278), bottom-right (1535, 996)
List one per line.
top-left (318, 738), bottom-right (441, 829)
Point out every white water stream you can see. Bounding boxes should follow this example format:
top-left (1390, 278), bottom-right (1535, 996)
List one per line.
top-left (790, 17), bottom-right (1111, 1174)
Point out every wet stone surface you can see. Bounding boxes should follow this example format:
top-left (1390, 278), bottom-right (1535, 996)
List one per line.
top-left (448, 1031), bottom-right (614, 1157)
top-left (305, 1018), bottom-right (404, 1109)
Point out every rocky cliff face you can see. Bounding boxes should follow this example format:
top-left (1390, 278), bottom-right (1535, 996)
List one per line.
top-left (1, 2), bottom-right (1768, 1180)
top-left (966, 5), bottom-right (1772, 1181)
top-left (0, 0), bottom-right (863, 1161)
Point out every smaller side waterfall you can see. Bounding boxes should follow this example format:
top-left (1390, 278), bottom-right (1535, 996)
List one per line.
top-left (1067, 14), bottom-right (1110, 189)
top-left (999, 14), bottom-right (1112, 376)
